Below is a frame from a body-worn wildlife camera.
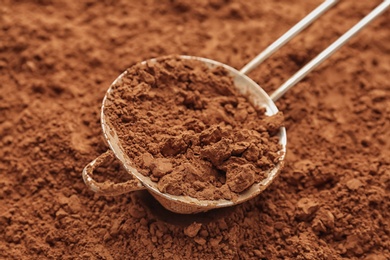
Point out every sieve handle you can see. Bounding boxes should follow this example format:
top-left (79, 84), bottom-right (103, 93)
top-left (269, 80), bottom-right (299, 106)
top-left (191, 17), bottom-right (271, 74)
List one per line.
top-left (270, 0), bottom-right (390, 101)
top-left (240, 0), bottom-right (339, 75)
top-left (82, 150), bottom-right (145, 196)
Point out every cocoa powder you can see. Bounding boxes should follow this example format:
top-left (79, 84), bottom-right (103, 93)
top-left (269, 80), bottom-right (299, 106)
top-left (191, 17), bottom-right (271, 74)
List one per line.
top-left (105, 56), bottom-right (283, 200)
top-left (0, 0), bottom-right (389, 259)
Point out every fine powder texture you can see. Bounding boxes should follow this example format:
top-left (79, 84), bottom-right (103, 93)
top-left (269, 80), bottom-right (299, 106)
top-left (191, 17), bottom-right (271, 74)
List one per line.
top-left (1, 0), bottom-right (389, 259)
top-left (105, 57), bottom-right (283, 200)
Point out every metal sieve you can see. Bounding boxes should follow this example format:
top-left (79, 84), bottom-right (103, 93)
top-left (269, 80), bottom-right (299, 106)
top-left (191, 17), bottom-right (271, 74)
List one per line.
top-left (83, 0), bottom-right (389, 213)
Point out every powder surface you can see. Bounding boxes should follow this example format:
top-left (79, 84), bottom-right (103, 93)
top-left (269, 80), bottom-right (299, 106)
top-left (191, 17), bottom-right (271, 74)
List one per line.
top-left (1, 0), bottom-right (389, 259)
top-left (105, 57), bottom-right (283, 200)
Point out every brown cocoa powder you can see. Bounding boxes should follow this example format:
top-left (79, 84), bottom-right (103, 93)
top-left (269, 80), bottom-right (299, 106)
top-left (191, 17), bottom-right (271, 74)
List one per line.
top-left (0, 0), bottom-right (389, 259)
top-left (105, 56), bottom-right (283, 200)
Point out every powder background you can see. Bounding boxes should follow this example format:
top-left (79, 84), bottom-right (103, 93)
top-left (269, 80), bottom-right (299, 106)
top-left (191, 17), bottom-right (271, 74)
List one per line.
top-left (0, 0), bottom-right (389, 259)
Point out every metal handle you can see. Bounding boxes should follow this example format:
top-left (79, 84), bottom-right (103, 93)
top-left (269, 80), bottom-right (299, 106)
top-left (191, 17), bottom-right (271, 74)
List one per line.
top-left (240, 0), bottom-right (339, 75)
top-left (270, 0), bottom-right (390, 101)
top-left (82, 150), bottom-right (145, 196)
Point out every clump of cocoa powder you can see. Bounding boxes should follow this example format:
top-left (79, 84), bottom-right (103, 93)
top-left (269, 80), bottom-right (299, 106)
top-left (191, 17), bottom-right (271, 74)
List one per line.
top-left (105, 56), bottom-right (283, 200)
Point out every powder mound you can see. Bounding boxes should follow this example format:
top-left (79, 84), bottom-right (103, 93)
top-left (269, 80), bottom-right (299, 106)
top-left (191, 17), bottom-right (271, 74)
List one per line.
top-left (105, 56), bottom-right (283, 200)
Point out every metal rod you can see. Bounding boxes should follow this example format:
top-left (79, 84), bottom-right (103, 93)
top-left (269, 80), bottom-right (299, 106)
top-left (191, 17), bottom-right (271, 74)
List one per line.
top-left (270, 0), bottom-right (390, 101)
top-left (240, 0), bottom-right (339, 75)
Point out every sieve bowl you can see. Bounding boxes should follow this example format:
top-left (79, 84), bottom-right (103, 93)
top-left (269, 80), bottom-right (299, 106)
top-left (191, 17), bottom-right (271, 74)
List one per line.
top-left (84, 55), bottom-right (286, 214)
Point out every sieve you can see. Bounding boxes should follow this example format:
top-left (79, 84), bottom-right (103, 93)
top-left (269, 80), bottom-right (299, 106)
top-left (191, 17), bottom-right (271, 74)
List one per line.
top-left (83, 0), bottom-right (389, 214)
